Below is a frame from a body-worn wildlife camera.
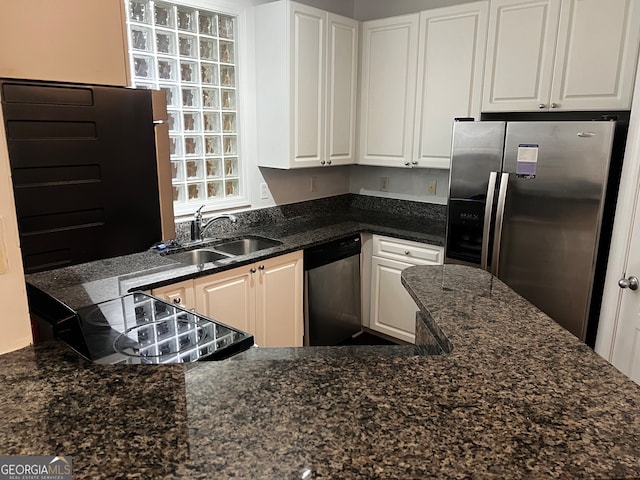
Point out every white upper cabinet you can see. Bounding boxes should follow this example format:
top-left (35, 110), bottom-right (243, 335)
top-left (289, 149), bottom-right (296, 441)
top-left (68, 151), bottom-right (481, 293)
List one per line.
top-left (256, 1), bottom-right (358, 169)
top-left (291, 5), bottom-right (325, 167)
top-left (482, 0), bottom-right (560, 112)
top-left (413, 2), bottom-right (489, 169)
top-left (326, 14), bottom-right (359, 166)
top-left (358, 2), bottom-right (488, 169)
top-left (358, 14), bottom-right (420, 167)
top-left (483, 0), bottom-right (640, 112)
top-left (551, 0), bottom-right (640, 111)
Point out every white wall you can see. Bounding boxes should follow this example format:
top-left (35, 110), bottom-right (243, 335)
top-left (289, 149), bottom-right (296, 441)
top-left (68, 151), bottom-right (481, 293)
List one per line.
top-left (253, 0), bottom-right (477, 21)
top-left (253, 167), bottom-right (351, 207)
top-left (354, 0), bottom-right (478, 21)
top-left (349, 166), bottom-right (449, 205)
top-left (254, 0), bottom-right (354, 17)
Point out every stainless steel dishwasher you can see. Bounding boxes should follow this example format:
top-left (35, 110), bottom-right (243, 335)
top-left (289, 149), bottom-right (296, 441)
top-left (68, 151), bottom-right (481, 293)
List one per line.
top-left (304, 234), bottom-right (362, 345)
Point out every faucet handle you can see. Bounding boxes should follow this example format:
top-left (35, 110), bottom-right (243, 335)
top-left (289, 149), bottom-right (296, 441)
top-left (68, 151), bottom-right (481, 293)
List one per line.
top-left (194, 204), bottom-right (206, 219)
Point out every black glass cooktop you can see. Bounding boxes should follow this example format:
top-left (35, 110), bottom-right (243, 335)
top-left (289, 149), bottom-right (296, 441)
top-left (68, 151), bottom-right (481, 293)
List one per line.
top-left (56, 292), bottom-right (254, 364)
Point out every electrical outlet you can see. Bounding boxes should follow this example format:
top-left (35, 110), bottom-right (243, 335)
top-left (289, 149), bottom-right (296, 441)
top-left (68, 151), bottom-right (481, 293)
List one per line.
top-left (310, 175), bottom-right (318, 192)
top-left (427, 180), bottom-right (437, 195)
top-left (260, 182), bottom-right (269, 200)
top-left (380, 176), bottom-right (389, 192)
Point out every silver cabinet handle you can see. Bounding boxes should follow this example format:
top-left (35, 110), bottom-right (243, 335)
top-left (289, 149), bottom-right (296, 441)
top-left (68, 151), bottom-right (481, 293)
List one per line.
top-left (538, 103), bottom-right (546, 109)
top-left (326, 160), bottom-right (332, 165)
top-left (173, 297), bottom-right (181, 304)
top-left (411, 160), bottom-right (418, 165)
top-left (258, 265), bottom-right (265, 270)
top-left (404, 161), bottom-right (410, 166)
top-left (250, 268), bottom-right (257, 273)
top-left (491, 172), bottom-right (510, 276)
top-left (404, 250), bottom-right (410, 255)
top-left (619, 276), bottom-right (639, 290)
top-left (550, 102), bottom-right (558, 109)
top-left (320, 160), bottom-right (326, 165)
top-left (481, 171), bottom-right (498, 271)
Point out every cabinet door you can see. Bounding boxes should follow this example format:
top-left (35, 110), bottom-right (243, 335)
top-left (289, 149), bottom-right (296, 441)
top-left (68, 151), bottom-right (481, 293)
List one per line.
top-left (482, 0), bottom-right (561, 112)
top-left (255, 251), bottom-right (303, 347)
top-left (152, 280), bottom-right (195, 311)
top-left (0, 0), bottom-right (129, 86)
top-left (194, 267), bottom-right (255, 335)
top-left (370, 256), bottom-right (419, 343)
top-left (326, 14), bottom-right (358, 166)
top-left (550, 0), bottom-right (640, 111)
top-left (414, 2), bottom-right (488, 169)
top-left (291, 4), bottom-right (326, 168)
top-left (359, 14), bottom-right (420, 167)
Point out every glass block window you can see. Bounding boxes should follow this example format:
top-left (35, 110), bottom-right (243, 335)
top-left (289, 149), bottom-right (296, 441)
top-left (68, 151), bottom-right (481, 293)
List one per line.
top-left (125, 1), bottom-right (241, 213)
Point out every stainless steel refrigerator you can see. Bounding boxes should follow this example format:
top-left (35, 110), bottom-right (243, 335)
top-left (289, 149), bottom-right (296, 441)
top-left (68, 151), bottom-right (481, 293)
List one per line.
top-left (446, 120), bottom-right (620, 343)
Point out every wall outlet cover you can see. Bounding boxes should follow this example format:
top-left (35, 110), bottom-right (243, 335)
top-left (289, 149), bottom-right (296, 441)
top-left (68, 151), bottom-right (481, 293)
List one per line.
top-left (427, 180), bottom-right (437, 195)
top-left (380, 176), bottom-right (389, 192)
top-left (260, 182), bottom-right (269, 200)
top-left (310, 175), bottom-right (318, 193)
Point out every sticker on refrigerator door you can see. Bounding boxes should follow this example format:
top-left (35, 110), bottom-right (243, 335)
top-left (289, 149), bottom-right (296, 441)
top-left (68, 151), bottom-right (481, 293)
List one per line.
top-left (516, 144), bottom-right (538, 178)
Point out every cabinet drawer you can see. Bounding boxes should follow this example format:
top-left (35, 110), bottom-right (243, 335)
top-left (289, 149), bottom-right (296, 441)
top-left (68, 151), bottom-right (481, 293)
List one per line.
top-left (372, 235), bottom-right (443, 265)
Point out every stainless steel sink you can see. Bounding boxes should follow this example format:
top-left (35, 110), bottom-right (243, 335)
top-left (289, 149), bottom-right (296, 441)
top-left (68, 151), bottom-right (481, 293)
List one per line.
top-left (165, 236), bottom-right (282, 265)
top-left (213, 236), bottom-right (282, 256)
top-left (167, 249), bottom-right (232, 265)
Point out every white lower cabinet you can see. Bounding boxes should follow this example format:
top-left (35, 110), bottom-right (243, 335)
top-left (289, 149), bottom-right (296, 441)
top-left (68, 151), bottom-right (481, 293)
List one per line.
top-left (369, 235), bottom-right (443, 343)
top-left (194, 251), bottom-right (303, 347)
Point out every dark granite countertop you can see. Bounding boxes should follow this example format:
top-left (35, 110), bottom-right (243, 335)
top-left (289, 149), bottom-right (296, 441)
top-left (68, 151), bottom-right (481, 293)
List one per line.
top-left (0, 265), bottom-right (640, 479)
top-left (25, 208), bottom-right (445, 310)
top-left (14, 196), bottom-right (640, 476)
top-left (3, 264), bottom-right (640, 478)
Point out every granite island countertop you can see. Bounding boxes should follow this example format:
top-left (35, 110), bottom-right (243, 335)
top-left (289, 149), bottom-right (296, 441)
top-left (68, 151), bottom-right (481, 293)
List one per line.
top-left (3, 265), bottom-right (640, 479)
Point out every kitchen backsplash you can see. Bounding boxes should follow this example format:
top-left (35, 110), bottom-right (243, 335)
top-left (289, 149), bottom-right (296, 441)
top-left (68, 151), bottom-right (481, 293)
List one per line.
top-left (173, 194), bottom-right (446, 243)
top-left (349, 194), bottom-right (446, 222)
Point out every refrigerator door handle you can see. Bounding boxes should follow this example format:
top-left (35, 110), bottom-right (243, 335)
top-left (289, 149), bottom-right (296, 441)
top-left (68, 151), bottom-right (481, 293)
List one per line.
top-left (491, 172), bottom-right (510, 276)
top-left (481, 171), bottom-right (498, 270)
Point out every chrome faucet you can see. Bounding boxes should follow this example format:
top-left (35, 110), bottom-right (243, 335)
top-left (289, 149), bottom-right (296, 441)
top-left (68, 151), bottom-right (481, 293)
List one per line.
top-left (191, 205), bottom-right (238, 241)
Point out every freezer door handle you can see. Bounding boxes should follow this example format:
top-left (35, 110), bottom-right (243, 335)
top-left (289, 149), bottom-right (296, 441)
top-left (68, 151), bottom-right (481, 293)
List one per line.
top-left (481, 172), bottom-right (498, 270)
top-left (491, 172), bottom-right (510, 276)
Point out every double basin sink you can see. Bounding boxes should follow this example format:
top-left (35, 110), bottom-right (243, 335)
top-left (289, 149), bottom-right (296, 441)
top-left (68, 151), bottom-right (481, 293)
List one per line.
top-left (165, 236), bottom-right (282, 266)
